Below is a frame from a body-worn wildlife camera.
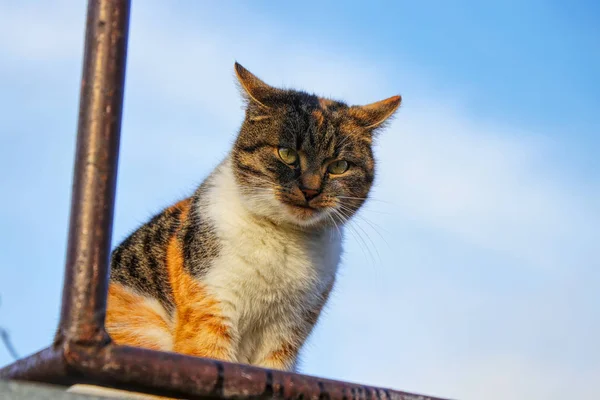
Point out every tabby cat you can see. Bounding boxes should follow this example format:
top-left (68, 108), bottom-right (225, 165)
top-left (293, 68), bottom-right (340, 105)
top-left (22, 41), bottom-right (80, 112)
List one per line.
top-left (105, 63), bottom-right (401, 373)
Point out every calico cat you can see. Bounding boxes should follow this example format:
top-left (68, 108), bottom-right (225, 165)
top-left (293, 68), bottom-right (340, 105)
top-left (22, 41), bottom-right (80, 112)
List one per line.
top-left (105, 63), bottom-right (401, 372)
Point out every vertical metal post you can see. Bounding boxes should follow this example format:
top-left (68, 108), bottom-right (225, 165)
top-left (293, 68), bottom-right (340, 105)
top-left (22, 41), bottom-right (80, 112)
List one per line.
top-left (57, 0), bottom-right (130, 345)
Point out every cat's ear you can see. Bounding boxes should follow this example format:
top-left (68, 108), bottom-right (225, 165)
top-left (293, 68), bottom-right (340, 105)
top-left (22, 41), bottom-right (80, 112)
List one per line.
top-left (349, 95), bottom-right (402, 130)
top-left (234, 62), bottom-right (282, 109)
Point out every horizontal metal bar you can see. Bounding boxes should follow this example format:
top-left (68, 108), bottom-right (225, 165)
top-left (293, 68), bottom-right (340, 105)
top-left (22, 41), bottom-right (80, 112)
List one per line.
top-left (1, 343), bottom-right (448, 400)
top-left (0, 348), bottom-right (68, 386)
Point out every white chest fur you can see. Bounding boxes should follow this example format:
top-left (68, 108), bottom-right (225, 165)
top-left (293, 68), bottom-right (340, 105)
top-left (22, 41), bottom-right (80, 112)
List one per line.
top-left (201, 161), bottom-right (342, 364)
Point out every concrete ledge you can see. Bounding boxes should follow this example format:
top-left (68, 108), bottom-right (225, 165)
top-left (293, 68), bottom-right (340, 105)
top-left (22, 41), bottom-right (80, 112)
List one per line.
top-left (0, 380), bottom-right (108, 399)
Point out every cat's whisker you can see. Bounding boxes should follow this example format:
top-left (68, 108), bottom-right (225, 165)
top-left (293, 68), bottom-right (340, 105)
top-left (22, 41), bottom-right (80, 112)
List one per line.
top-left (329, 210), bottom-right (351, 242)
top-left (337, 203), bottom-right (391, 250)
top-left (336, 196), bottom-right (395, 205)
top-left (332, 217), bottom-right (342, 241)
top-left (337, 198), bottom-right (394, 216)
top-left (349, 213), bottom-right (391, 245)
top-left (326, 213), bottom-right (342, 242)
top-left (335, 212), bottom-right (374, 267)
top-left (334, 206), bottom-right (381, 267)
top-left (330, 208), bottom-right (374, 266)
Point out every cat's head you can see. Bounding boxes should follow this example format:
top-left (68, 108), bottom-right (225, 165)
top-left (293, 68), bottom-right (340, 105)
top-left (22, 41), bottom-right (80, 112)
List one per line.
top-left (231, 62), bottom-right (401, 229)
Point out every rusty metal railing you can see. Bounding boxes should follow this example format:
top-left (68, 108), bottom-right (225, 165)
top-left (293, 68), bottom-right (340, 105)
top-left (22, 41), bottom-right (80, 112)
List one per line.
top-left (0, 1), bottom-right (450, 399)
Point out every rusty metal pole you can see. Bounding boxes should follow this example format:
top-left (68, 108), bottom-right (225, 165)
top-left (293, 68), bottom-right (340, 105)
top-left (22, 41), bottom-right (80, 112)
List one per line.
top-left (57, 0), bottom-right (130, 345)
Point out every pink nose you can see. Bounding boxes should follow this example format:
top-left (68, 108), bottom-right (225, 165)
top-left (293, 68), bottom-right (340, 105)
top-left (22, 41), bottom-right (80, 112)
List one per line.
top-left (301, 188), bottom-right (320, 201)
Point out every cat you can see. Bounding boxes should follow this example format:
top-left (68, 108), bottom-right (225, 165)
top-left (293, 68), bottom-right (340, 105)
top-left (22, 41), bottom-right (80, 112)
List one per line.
top-left (71, 62), bottom-right (401, 398)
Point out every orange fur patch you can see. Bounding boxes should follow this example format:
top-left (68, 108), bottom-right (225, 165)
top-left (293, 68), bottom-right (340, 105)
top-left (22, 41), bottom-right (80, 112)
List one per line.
top-left (318, 98), bottom-right (334, 109)
top-left (166, 198), bottom-right (192, 214)
top-left (312, 109), bottom-right (324, 128)
top-left (165, 203), bottom-right (233, 360)
top-left (107, 197), bottom-right (232, 363)
top-left (265, 341), bottom-right (299, 366)
top-left (106, 284), bottom-right (172, 351)
top-left (301, 172), bottom-right (321, 190)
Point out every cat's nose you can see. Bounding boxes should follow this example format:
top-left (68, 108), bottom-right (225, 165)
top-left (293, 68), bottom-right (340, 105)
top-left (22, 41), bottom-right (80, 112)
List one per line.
top-left (300, 187), bottom-right (320, 201)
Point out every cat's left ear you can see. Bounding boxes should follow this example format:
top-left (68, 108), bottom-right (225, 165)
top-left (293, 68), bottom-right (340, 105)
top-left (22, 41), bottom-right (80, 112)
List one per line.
top-left (234, 62), bottom-right (282, 109)
top-left (349, 95), bottom-right (402, 131)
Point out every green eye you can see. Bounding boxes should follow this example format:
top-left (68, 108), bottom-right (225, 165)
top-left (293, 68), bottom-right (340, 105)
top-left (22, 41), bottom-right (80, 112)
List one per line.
top-left (278, 147), bottom-right (298, 165)
top-left (328, 160), bottom-right (349, 175)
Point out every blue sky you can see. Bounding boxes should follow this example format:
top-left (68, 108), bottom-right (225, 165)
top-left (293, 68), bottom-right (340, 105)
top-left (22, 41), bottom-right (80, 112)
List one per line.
top-left (1, 1), bottom-right (599, 399)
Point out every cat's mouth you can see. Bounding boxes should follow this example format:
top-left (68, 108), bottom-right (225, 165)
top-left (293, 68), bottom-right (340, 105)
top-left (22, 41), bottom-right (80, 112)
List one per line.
top-left (284, 202), bottom-right (320, 218)
top-left (286, 202), bottom-right (321, 213)
top-left (281, 198), bottom-right (335, 223)
top-left (276, 189), bottom-right (332, 222)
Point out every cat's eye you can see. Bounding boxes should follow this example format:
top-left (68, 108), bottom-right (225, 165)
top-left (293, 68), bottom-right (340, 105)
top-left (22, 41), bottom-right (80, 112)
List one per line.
top-left (278, 147), bottom-right (298, 165)
top-left (327, 160), bottom-right (349, 175)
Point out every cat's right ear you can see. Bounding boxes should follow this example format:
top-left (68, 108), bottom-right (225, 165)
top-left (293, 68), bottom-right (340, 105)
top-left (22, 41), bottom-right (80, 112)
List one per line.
top-left (234, 62), bottom-right (282, 109)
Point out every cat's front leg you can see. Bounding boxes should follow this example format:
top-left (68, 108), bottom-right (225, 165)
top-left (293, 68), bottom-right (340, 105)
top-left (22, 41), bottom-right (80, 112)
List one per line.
top-left (253, 329), bottom-right (301, 372)
top-left (168, 226), bottom-right (239, 362)
top-left (254, 283), bottom-right (334, 371)
top-left (172, 301), bottom-right (238, 362)
top-left (169, 271), bottom-right (238, 361)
